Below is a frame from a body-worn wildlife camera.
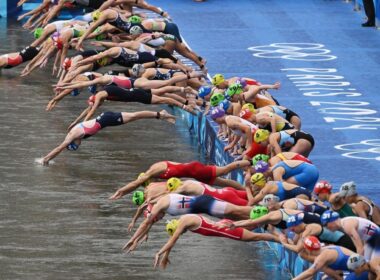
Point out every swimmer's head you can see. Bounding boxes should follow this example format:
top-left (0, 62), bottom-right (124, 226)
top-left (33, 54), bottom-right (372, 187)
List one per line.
top-left (235, 78), bottom-right (247, 88)
top-left (320, 210), bottom-right (340, 226)
top-left (239, 108), bottom-right (254, 120)
top-left (131, 64), bottom-right (145, 77)
top-left (138, 172), bottom-right (151, 187)
top-left (254, 129), bottom-right (270, 144)
top-left (166, 219), bottom-right (179, 236)
top-left (198, 86), bottom-right (212, 99)
top-left (167, 177), bottom-right (182, 192)
top-left (91, 10), bottom-right (102, 21)
top-left (132, 191), bottom-right (145, 206)
top-left (128, 15), bottom-right (142, 24)
top-left (209, 107), bottom-right (225, 121)
top-left (66, 139), bottom-right (81, 151)
top-left (254, 160), bottom-right (269, 173)
top-left (87, 94), bottom-right (96, 106)
top-left (33, 27), bottom-right (44, 39)
top-left (313, 180), bottom-right (332, 195)
top-left (225, 83), bottom-right (243, 98)
top-left (241, 103), bottom-right (255, 113)
top-left (210, 92), bottom-right (225, 107)
top-left (252, 154), bottom-right (270, 166)
top-left (261, 194), bottom-right (280, 207)
top-left (347, 254), bottom-right (366, 271)
top-left (70, 89), bottom-right (80, 96)
top-left (250, 205), bottom-right (268, 220)
top-left (129, 25), bottom-right (143, 35)
top-left (340, 181), bottom-right (357, 197)
top-left (211, 74), bottom-right (225, 87)
top-left (250, 173), bottom-right (266, 188)
top-left (63, 58), bottom-right (71, 71)
top-left (303, 236), bottom-right (321, 251)
top-left (219, 99), bottom-right (231, 111)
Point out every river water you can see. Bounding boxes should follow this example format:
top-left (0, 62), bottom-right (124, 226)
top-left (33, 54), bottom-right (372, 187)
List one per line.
top-left (0, 19), bottom-right (288, 280)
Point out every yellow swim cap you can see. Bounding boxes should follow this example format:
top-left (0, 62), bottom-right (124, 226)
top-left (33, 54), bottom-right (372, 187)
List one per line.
top-left (167, 177), bottom-right (182, 191)
top-left (166, 219), bottom-right (179, 236)
top-left (92, 10), bottom-right (102, 21)
top-left (254, 129), bottom-right (270, 143)
top-left (138, 172), bottom-right (151, 187)
top-left (250, 173), bottom-right (266, 188)
top-left (241, 103), bottom-right (256, 113)
top-left (212, 74), bottom-right (225, 86)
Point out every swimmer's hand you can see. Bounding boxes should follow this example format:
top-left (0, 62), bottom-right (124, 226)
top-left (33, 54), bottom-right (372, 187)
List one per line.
top-left (154, 251), bottom-right (170, 269)
top-left (127, 221), bottom-right (135, 233)
top-left (90, 41), bottom-right (103, 47)
top-left (215, 220), bottom-right (235, 230)
top-left (109, 189), bottom-right (125, 200)
top-left (46, 99), bottom-right (57, 111)
top-left (272, 82), bottom-right (280, 90)
top-left (123, 238), bottom-right (138, 253)
top-left (35, 157), bottom-right (49, 166)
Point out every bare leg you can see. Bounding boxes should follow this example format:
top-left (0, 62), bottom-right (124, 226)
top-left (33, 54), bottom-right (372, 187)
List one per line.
top-left (290, 116), bottom-right (301, 130)
top-left (290, 141), bottom-right (313, 157)
top-left (215, 160), bottom-right (251, 176)
top-left (213, 177), bottom-right (244, 190)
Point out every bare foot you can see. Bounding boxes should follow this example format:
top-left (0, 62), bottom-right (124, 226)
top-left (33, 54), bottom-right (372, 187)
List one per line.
top-left (159, 110), bottom-right (176, 124)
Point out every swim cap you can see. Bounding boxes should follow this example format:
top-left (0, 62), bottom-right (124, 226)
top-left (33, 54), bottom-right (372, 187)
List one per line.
top-left (313, 180), bottom-right (332, 195)
top-left (210, 92), bottom-right (225, 107)
top-left (303, 236), bottom-right (321, 251)
top-left (70, 89), bottom-right (80, 96)
top-left (340, 181), bottom-right (357, 197)
top-left (138, 172), bottom-right (151, 187)
top-left (286, 213), bottom-right (304, 228)
top-left (66, 142), bottom-right (79, 151)
top-left (166, 219), bottom-right (179, 236)
top-left (261, 194), bottom-right (280, 206)
top-left (210, 107), bottom-right (225, 120)
top-left (250, 173), bottom-right (266, 188)
top-left (131, 64), bottom-right (145, 77)
top-left (167, 177), bottom-right (182, 192)
top-left (321, 210), bottom-right (340, 225)
top-left (254, 129), bottom-right (270, 143)
top-left (128, 15), bottom-right (142, 24)
top-left (235, 78), bottom-right (247, 88)
top-left (52, 35), bottom-right (63, 50)
top-left (132, 191), bottom-right (145, 206)
top-left (347, 254), bottom-right (366, 271)
top-left (252, 154), bottom-right (270, 166)
top-left (87, 94), bottom-right (96, 105)
top-left (219, 99), bottom-right (231, 111)
top-left (241, 103), bottom-right (255, 113)
top-left (254, 160), bottom-right (269, 173)
top-left (212, 74), bottom-right (225, 86)
top-left (129, 25), bottom-right (143, 35)
top-left (225, 83), bottom-right (243, 98)
top-left (63, 58), bottom-right (71, 71)
top-left (92, 10), bottom-right (102, 21)
top-left (239, 108), bottom-right (254, 120)
top-left (95, 33), bottom-right (106, 41)
top-left (198, 86), bottom-right (212, 98)
top-left (88, 85), bottom-right (97, 94)
top-left (250, 205), bottom-right (269, 220)
top-left (33, 27), bottom-right (43, 39)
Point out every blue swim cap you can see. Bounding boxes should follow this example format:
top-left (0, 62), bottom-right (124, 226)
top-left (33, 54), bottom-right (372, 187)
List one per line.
top-left (219, 99), bottom-right (231, 111)
top-left (286, 213), bottom-right (304, 228)
top-left (321, 210), bottom-right (340, 225)
top-left (67, 142), bottom-right (79, 151)
top-left (198, 86), bottom-right (212, 98)
top-left (88, 85), bottom-right (97, 94)
top-left (70, 89), bottom-right (80, 96)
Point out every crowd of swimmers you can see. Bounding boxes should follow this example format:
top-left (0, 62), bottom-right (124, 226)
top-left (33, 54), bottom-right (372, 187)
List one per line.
top-left (4, 0), bottom-right (380, 279)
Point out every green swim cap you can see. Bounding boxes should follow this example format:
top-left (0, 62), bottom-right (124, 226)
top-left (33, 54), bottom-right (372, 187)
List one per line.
top-left (34, 27), bottom-right (43, 39)
top-left (250, 205), bottom-right (268, 220)
top-left (252, 154), bottom-right (270, 166)
top-left (210, 92), bottom-right (225, 107)
top-left (128, 15), bottom-right (142, 24)
top-left (132, 191), bottom-right (145, 206)
top-left (225, 83), bottom-right (243, 97)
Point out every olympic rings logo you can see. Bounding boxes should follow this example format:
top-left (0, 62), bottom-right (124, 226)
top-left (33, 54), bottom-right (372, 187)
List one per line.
top-left (335, 139), bottom-right (380, 161)
top-left (247, 43), bottom-right (337, 61)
